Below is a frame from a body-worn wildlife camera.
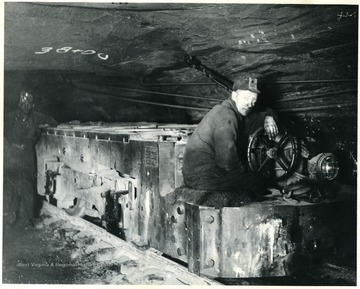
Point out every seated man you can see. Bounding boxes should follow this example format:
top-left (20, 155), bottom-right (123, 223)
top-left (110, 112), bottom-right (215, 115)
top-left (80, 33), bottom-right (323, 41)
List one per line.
top-left (182, 77), bottom-right (279, 203)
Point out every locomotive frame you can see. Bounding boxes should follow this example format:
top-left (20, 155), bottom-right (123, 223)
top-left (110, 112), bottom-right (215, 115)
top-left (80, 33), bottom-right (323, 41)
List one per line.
top-left (36, 122), bottom-right (356, 279)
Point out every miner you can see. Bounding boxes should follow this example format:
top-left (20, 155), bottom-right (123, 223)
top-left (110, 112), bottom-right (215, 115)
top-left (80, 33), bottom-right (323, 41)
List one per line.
top-left (182, 77), bottom-right (279, 203)
top-left (4, 90), bottom-right (58, 228)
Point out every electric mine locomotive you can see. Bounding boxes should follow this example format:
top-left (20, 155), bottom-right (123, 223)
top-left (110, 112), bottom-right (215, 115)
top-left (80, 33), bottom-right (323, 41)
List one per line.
top-left (36, 122), bottom-right (355, 278)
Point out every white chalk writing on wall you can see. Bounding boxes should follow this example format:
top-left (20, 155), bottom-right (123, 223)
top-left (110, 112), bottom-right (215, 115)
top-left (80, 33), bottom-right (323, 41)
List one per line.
top-left (337, 11), bottom-right (357, 21)
top-left (35, 47), bottom-right (109, 60)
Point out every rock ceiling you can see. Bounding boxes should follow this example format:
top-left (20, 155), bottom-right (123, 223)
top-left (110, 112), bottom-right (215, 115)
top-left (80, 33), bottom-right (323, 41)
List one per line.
top-left (5, 3), bottom-right (358, 82)
top-left (4, 2), bottom-right (358, 126)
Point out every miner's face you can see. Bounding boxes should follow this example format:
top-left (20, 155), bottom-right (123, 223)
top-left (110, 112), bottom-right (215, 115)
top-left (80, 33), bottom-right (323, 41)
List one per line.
top-left (19, 92), bottom-right (34, 114)
top-left (231, 90), bottom-right (258, 116)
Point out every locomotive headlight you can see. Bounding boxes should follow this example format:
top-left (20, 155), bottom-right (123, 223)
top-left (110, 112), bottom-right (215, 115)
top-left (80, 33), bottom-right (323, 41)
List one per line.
top-left (308, 153), bottom-right (339, 181)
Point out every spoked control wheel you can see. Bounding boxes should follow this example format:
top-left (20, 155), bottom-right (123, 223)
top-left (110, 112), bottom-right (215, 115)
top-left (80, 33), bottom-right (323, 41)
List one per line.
top-left (247, 127), bottom-right (300, 181)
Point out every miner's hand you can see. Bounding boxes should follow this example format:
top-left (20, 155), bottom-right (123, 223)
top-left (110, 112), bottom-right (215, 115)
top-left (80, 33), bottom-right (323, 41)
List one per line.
top-left (264, 116), bottom-right (279, 141)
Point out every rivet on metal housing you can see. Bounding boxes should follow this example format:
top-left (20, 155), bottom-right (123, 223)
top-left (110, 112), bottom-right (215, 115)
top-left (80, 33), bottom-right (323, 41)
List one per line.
top-left (206, 259), bottom-right (215, 267)
top-left (177, 206), bottom-right (184, 215)
top-left (205, 215), bottom-right (214, 224)
top-left (177, 247), bottom-right (184, 256)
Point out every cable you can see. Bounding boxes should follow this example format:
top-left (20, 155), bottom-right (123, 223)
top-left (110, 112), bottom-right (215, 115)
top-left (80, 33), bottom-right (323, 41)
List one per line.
top-left (272, 79), bottom-right (357, 84)
top-left (140, 81), bottom-right (218, 87)
top-left (75, 85), bottom-right (212, 111)
top-left (275, 89), bottom-right (357, 103)
top-left (279, 103), bottom-right (356, 112)
top-left (85, 84), bottom-right (222, 102)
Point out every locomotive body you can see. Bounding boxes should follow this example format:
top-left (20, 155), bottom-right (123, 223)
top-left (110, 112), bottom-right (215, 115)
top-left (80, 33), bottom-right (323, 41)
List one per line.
top-left (35, 122), bottom-right (355, 278)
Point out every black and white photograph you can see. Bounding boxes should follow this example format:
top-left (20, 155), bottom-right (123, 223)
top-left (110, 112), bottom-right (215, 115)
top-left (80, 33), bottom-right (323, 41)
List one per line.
top-left (2, 1), bottom-right (358, 286)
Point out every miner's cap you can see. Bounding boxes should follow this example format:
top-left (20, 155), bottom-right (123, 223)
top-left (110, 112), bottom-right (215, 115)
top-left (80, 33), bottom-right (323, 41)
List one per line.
top-left (20, 91), bottom-right (34, 103)
top-left (232, 77), bottom-right (260, 93)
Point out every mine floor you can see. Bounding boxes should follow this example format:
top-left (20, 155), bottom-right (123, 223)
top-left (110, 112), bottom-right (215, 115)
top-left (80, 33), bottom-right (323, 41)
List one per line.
top-left (2, 203), bottom-right (217, 285)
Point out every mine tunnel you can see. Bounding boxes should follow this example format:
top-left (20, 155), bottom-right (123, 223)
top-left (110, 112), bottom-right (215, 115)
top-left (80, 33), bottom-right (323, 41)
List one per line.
top-left (3, 2), bottom-right (358, 285)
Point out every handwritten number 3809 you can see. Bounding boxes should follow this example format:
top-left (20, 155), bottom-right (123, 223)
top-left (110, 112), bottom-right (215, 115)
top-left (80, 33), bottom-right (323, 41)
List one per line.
top-left (35, 47), bottom-right (109, 60)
